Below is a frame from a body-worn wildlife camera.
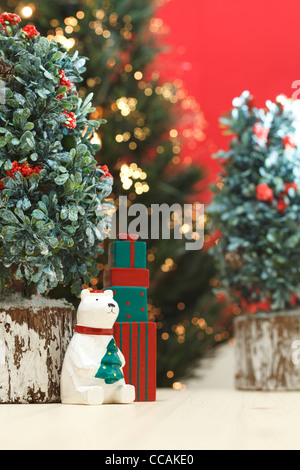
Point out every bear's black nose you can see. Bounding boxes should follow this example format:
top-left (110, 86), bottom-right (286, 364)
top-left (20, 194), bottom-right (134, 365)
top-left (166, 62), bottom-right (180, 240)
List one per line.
top-left (108, 303), bottom-right (115, 308)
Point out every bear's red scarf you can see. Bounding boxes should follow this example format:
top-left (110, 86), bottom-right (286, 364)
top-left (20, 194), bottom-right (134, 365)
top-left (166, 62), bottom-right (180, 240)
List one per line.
top-left (75, 325), bottom-right (114, 335)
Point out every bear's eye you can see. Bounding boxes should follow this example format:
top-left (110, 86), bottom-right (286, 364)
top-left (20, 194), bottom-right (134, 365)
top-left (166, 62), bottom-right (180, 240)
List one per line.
top-left (96, 298), bottom-right (99, 301)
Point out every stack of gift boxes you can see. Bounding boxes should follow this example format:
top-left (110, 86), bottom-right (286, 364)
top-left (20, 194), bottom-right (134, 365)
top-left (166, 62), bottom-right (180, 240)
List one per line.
top-left (104, 233), bottom-right (156, 402)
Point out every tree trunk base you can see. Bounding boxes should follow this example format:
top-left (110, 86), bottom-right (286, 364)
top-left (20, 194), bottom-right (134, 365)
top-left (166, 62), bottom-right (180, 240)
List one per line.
top-left (235, 311), bottom-right (300, 391)
top-left (0, 294), bottom-right (75, 403)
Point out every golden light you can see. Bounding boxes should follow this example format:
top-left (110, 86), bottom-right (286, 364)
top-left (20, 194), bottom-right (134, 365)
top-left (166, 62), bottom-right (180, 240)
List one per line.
top-left (87, 78), bottom-right (96, 87)
top-left (90, 133), bottom-right (101, 146)
top-left (215, 334), bottom-right (223, 342)
top-left (134, 71), bottom-right (143, 80)
top-left (69, 17), bottom-right (78, 26)
top-left (198, 318), bottom-right (207, 329)
top-left (90, 277), bottom-right (99, 286)
top-left (180, 223), bottom-right (191, 235)
top-left (95, 9), bottom-right (105, 20)
top-left (129, 142), bottom-right (137, 150)
top-left (120, 163), bottom-right (148, 193)
top-left (115, 134), bottom-right (123, 143)
top-left (172, 382), bottom-right (186, 391)
top-left (175, 325), bottom-right (185, 335)
top-left (48, 31), bottom-right (75, 50)
top-left (50, 19), bottom-right (59, 27)
top-left (21, 5), bottom-right (33, 18)
top-left (116, 97), bottom-right (137, 117)
top-left (150, 18), bottom-right (164, 33)
top-left (161, 258), bottom-right (176, 272)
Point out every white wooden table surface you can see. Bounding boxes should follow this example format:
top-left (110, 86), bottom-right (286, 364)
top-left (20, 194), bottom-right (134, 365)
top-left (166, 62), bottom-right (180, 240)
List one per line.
top-left (2, 344), bottom-right (300, 450)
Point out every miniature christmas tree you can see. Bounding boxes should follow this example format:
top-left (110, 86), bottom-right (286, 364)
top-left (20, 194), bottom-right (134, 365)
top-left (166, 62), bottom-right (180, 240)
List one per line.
top-left (208, 91), bottom-right (300, 312)
top-left (0, 12), bottom-right (114, 297)
top-left (95, 338), bottom-right (124, 384)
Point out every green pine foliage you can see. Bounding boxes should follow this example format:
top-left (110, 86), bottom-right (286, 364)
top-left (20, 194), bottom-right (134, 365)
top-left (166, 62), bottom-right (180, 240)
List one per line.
top-left (0, 14), bottom-right (113, 295)
top-left (208, 91), bottom-right (300, 312)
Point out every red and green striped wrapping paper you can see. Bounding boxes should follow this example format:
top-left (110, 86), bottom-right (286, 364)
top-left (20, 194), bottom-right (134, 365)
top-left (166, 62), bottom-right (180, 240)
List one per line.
top-left (114, 322), bottom-right (156, 402)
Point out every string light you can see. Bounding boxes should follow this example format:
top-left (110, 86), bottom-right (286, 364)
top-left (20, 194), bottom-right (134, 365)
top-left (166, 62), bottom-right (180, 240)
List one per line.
top-left (116, 97), bottom-right (137, 116)
top-left (161, 258), bottom-right (176, 272)
top-left (90, 133), bottom-right (102, 146)
top-left (76, 11), bottom-right (85, 19)
top-left (65, 17), bottom-right (78, 26)
top-left (50, 19), bottom-right (59, 27)
top-left (47, 28), bottom-right (75, 49)
top-left (198, 319), bottom-right (207, 329)
top-left (169, 129), bottom-right (178, 138)
top-left (21, 5), bottom-right (34, 18)
top-left (172, 382), bottom-right (186, 391)
top-left (129, 142), bottom-right (137, 150)
top-left (120, 163), bottom-right (149, 193)
top-left (95, 9), bottom-right (105, 20)
top-left (134, 71), bottom-right (143, 80)
top-left (150, 18), bottom-right (164, 34)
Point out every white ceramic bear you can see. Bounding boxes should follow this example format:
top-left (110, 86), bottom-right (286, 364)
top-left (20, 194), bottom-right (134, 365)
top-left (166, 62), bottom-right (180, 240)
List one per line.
top-left (61, 289), bottom-right (135, 405)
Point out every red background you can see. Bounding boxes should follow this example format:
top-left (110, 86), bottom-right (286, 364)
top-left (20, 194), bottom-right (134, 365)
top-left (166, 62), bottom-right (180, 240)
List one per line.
top-left (158, 0), bottom-right (300, 195)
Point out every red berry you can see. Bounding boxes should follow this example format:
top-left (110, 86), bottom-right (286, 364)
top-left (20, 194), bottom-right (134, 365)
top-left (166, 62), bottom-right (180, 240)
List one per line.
top-left (22, 25), bottom-right (40, 39)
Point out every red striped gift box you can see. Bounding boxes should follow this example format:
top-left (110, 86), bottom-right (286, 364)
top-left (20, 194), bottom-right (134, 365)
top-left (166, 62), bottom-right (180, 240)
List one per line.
top-left (114, 322), bottom-right (156, 402)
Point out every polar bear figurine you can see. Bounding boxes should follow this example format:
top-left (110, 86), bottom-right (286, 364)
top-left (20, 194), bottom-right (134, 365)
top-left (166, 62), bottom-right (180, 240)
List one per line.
top-left (61, 289), bottom-right (135, 405)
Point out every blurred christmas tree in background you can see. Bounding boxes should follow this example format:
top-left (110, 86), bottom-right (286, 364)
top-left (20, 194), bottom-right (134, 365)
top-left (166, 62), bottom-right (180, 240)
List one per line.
top-left (0, 0), bottom-right (233, 387)
top-left (209, 91), bottom-right (300, 313)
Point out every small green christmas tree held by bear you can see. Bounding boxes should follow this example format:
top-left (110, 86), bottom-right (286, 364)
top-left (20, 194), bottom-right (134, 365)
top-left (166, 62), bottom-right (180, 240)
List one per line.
top-left (95, 339), bottom-right (124, 384)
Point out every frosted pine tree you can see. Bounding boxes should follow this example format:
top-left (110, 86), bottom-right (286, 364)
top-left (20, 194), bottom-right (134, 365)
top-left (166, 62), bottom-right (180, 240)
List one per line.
top-left (0, 12), bottom-right (114, 296)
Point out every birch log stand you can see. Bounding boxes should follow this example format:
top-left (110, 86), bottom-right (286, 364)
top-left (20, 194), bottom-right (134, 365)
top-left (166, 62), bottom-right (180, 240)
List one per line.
top-left (235, 311), bottom-right (300, 391)
top-left (0, 294), bottom-right (75, 403)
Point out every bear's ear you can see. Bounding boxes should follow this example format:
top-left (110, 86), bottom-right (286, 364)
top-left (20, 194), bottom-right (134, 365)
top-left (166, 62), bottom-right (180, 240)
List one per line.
top-left (80, 289), bottom-right (91, 300)
top-left (105, 289), bottom-right (114, 299)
